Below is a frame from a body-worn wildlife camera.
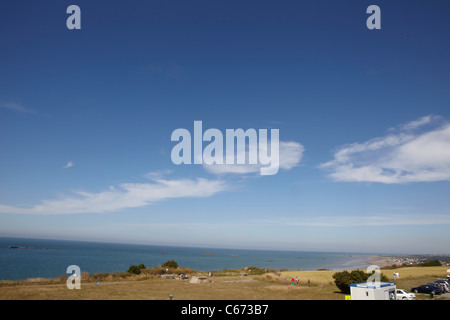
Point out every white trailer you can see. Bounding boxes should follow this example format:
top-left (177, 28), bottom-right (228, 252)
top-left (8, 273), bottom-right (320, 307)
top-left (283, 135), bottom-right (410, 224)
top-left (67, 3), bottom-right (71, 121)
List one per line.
top-left (350, 282), bottom-right (396, 300)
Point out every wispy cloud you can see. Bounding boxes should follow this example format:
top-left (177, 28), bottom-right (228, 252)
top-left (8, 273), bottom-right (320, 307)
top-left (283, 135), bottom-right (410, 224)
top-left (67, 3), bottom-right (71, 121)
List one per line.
top-left (63, 162), bottom-right (74, 169)
top-left (0, 102), bottom-right (36, 115)
top-left (144, 170), bottom-right (173, 179)
top-left (262, 213), bottom-right (450, 227)
top-left (0, 177), bottom-right (228, 215)
top-left (121, 213), bottom-right (450, 229)
top-left (204, 141), bottom-right (304, 175)
top-left (319, 115), bottom-right (450, 183)
top-left (399, 115), bottom-right (440, 131)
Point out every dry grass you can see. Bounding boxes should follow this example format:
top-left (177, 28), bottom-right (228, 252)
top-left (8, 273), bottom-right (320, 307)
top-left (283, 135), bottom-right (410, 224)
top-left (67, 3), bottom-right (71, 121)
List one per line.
top-left (279, 270), bottom-right (337, 285)
top-left (281, 266), bottom-right (448, 284)
top-left (382, 266), bottom-right (448, 280)
top-left (0, 273), bottom-right (343, 300)
top-left (0, 266), bottom-right (447, 300)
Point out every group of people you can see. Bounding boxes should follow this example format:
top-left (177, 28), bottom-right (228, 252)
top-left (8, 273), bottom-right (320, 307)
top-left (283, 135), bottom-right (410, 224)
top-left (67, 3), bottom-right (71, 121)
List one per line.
top-left (393, 271), bottom-right (400, 279)
top-left (284, 277), bottom-right (310, 287)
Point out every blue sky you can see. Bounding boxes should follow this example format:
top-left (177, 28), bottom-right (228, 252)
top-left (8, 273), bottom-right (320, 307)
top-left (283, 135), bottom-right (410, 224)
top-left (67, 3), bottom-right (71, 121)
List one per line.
top-left (1, 0), bottom-right (450, 254)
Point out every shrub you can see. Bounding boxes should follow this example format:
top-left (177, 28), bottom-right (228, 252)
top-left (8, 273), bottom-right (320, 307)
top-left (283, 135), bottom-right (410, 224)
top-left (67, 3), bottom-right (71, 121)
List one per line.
top-left (420, 260), bottom-right (441, 267)
top-left (161, 260), bottom-right (179, 269)
top-left (332, 270), bottom-right (389, 294)
top-left (127, 264), bottom-right (146, 274)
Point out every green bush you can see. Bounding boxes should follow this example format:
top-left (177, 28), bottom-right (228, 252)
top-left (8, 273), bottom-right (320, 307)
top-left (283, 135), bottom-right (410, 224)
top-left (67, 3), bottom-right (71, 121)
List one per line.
top-left (127, 264), bottom-right (146, 274)
top-left (420, 260), bottom-right (441, 267)
top-left (332, 270), bottom-right (389, 294)
top-left (161, 260), bottom-right (179, 269)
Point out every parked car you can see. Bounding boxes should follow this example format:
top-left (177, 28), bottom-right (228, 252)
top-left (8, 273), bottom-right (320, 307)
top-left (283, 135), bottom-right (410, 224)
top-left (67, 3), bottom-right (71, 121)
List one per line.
top-left (435, 279), bottom-right (450, 292)
top-left (429, 282), bottom-right (444, 292)
top-left (430, 281), bottom-right (448, 293)
top-left (411, 284), bottom-right (443, 295)
top-left (436, 278), bottom-right (449, 284)
top-left (395, 289), bottom-right (416, 300)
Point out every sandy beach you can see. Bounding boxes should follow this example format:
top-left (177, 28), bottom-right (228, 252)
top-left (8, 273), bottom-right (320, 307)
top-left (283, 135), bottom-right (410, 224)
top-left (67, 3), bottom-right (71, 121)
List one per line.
top-left (368, 256), bottom-right (391, 268)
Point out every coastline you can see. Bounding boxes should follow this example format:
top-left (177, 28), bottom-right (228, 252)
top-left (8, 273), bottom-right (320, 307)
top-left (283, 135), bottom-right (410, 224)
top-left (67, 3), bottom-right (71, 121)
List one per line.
top-left (0, 255), bottom-right (393, 282)
top-left (367, 255), bottom-right (392, 269)
top-left (0, 254), bottom-right (447, 282)
top-left (2, 237), bottom-right (449, 281)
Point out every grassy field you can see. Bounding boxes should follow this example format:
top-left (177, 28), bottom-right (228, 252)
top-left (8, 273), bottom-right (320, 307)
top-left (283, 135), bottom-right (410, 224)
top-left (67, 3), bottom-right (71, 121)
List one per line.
top-left (279, 266), bottom-right (448, 285)
top-left (0, 266), bottom-right (448, 300)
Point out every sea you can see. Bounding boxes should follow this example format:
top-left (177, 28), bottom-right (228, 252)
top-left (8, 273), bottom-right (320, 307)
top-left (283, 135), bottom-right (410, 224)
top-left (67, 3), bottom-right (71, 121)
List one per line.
top-left (0, 237), bottom-right (379, 281)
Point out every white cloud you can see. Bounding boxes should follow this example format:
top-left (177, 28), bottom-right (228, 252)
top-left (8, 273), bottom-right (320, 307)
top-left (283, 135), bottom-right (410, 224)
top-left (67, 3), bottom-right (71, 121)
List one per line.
top-left (278, 141), bottom-right (305, 169)
top-left (63, 161), bottom-right (74, 169)
top-left (204, 141), bottom-right (304, 175)
top-left (0, 177), bottom-right (228, 215)
top-left (400, 114), bottom-right (440, 131)
top-left (319, 115), bottom-right (450, 183)
top-left (144, 169), bottom-right (173, 179)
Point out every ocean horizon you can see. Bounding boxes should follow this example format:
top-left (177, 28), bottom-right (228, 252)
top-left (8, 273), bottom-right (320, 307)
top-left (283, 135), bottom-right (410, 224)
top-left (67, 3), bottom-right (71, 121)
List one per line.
top-left (0, 236), bottom-right (384, 281)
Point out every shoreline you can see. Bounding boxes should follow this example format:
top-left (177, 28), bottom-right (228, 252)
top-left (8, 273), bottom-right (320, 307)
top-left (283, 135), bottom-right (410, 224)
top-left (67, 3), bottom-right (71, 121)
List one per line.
top-left (2, 237), bottom-right (449, 281)
top-left (0, 256), bottom-right (394, 282)
top-left (367, 255), bottom-right (392, 269)
top-left (0, 257), bottom-right (446, 283)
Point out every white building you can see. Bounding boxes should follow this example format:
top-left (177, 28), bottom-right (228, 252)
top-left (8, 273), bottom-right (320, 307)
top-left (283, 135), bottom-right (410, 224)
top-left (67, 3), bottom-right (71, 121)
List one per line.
top-left (350, 282), bottom-right (396, 300)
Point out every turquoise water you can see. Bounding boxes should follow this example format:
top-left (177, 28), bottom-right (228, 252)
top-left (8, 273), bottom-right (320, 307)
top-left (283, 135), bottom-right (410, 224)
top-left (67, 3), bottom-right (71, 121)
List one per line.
top-left (0, 237), bottom-right (377, 280)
